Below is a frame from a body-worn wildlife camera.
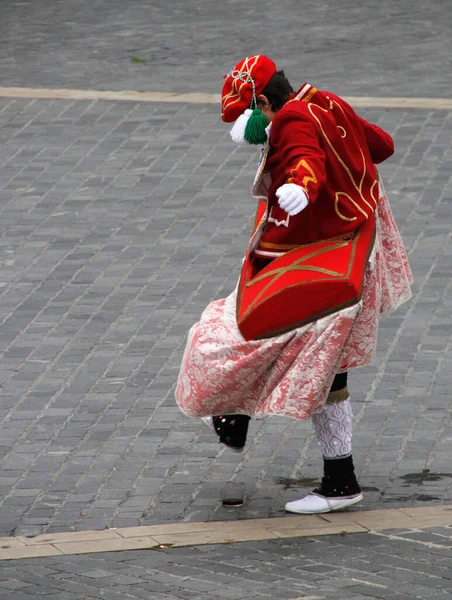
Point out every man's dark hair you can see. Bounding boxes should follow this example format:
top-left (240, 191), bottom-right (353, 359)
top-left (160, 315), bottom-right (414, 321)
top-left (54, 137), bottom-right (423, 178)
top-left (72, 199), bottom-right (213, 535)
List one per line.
top-left (259, 70), bottom-right (294, 112)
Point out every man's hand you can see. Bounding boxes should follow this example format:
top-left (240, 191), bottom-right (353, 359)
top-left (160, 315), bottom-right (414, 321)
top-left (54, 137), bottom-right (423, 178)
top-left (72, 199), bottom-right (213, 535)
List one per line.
top-left (276, 183), bottom-right (309, 216)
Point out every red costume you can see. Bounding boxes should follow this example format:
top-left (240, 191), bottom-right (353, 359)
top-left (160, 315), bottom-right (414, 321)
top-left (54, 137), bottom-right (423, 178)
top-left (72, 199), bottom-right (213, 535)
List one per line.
top-left (253, 83), bottom-right (395, 257)
top-left (176, 55), bottom-right (413, 515)
top-left (234, 82), bottom-right (396, 340)
top-left (220, 58), bottom-right (398, 340)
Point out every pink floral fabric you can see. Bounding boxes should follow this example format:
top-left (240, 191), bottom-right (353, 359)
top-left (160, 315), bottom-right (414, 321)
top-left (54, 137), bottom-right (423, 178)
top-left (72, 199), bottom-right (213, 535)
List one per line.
top-left (175, 186), bottom-right (412, 421)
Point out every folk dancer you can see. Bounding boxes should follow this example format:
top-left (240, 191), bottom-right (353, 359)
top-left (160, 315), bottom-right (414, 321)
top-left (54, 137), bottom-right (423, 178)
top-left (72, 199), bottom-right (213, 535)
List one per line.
top-left (176, 55), bottom-right (412, 514)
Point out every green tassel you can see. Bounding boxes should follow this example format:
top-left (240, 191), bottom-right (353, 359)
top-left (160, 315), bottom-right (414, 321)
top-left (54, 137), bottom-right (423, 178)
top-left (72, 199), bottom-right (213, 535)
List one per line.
top-left (244, 108), bottom-right (269, 145)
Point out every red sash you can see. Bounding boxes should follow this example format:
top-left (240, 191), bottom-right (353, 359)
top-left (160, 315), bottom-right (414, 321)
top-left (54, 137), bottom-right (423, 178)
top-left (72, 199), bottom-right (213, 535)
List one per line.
top-left (237, 211), bottom-right (376, 340)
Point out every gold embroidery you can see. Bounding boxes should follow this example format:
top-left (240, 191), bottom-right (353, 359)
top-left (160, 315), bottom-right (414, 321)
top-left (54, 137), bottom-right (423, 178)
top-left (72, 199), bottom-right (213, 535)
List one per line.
top-left (301, 160), bottom-right (317, 189)
top-left (287, 158), bottom-right (317, 190)
top-left (337, 126), bottom-right (346, 138)
top-left (359, 147), bottom-right (367, 201)
top-left (251, 212), bottom-right (266, 236)
top-left (302, 87), bottom-right (318, 103)
top-left (370, 179), bottom-right (378, 205)
top-left (238, 218), bottom-right (376, 335)
top-left (336, 192), bottom-right (371, 220)
top-left (326, 387), bottom-right (349, 404)
top-left (242, 226), bottom-right (368, 314)
top-left (259, 231), bottom-right (354, 250)
top-left (331, 98), bottom-right (347, 116)
top-left (244, 242), bottom-right (349, 314)
top-left (259, 241), bottom-right (301, 250)
top-left (251, 264), bottom-right (344, 283)
top-left (335, 193), bottom-right (359, 222)
top-left (308, 102), bottom-right (376, 221)
top-left (222, 56), bottom-right (260, 115)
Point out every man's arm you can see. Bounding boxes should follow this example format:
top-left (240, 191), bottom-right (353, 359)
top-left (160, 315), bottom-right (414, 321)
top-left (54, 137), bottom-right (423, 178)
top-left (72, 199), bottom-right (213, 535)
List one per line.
top-left (357, 116), bottom-right (395, 164)
top-left (272, 107), bottom-right (327, 203)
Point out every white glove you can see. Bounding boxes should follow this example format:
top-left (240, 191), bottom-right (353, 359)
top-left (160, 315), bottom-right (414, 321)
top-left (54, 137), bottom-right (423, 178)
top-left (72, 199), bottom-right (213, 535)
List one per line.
top-left (276, 183), bottom-right (309, 216)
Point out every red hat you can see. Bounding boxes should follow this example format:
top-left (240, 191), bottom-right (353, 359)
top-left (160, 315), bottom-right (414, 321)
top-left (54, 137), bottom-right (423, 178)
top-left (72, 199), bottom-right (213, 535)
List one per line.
top-left (221, 55), bottom-right (277, 123)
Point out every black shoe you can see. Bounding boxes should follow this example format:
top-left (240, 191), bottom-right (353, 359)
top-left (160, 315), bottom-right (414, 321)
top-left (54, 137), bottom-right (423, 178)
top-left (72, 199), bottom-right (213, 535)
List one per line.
top-left (202, 415), bottom-right (250, 452)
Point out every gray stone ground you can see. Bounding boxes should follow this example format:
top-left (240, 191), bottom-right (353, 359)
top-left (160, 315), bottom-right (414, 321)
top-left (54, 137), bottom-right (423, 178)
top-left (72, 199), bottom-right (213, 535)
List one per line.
top-left (2, 528), bottom-right (452, 600)
top-left (1, 0), bottom-right (452, 597)
top-left (1, 0), bottom-right (452, 98)
top-left (1, 95), bottom-right (451, 536)
top-left (1, 94), bottom-right (452, 538)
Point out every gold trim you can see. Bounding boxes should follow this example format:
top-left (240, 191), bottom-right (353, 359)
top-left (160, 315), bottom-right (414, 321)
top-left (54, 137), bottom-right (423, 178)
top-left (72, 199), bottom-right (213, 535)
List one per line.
top-left (259, 241), bottom-right (306, 251)
top-left (250, 210), bottom-right (266, 237)
top-left (334, 192), bottom-right (362, 221)
top-left (287, 158), bottom-right (318, 190)
top-left (302, 87), bottom-right (318, 103)
top-left (222, 56), bottom-right (260, 117)
top-left (370, 179), bottom-right (378, 204)
top-left (254, 265), bottom-right (344, 278)
top-left (238, 215), bottom-right (376, 331)
top-left (331, 98), bottom-right (347, 117)
top-left (358, 148), bottom-right (376, 212)
top-left (259, 231), bottom-right (354, 251)
top-left (243, 242), bottom-right (349, 316)
top-left (303, 162), bottom-right (317, 188)
top-left (248, 242), bottom-right (348, 285)
top-left (240, 284), bottom-right (360, 338)
top-left (326, 387), bottom-right (349, 404)
top-left (345, 224), bottom-right (361, 279)
top-left (308, 101), bottom-right (377, 221)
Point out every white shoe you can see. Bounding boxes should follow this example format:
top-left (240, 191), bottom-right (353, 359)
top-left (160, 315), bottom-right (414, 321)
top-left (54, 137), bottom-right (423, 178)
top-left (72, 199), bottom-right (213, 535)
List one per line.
top-left (285, 491), bottom-right (363, 514)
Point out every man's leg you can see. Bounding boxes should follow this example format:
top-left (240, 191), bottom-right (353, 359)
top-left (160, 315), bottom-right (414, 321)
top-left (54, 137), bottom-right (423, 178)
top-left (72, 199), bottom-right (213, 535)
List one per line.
top-left (285, 372), bottom-right (363, 514)
top-left (202, 414), bottom-right (250, 452)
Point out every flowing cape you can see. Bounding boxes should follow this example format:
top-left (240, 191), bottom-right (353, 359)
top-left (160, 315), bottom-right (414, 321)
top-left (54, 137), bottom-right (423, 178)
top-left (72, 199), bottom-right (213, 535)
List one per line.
top-left (175, 186), bottom-right (412, 421)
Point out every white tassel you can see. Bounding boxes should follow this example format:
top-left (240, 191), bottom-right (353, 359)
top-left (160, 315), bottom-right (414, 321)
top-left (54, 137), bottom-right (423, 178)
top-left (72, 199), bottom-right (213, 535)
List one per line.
top-left (229, 109), bottom-right (253, 144)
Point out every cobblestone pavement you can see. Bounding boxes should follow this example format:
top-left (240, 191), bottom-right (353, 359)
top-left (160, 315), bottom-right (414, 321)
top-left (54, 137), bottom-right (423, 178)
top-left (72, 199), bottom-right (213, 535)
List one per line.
top-left (2, 527), bottom-right (452, 599)
top-left (0, 96), bottom-right (451, 538)
top-left (1, 0), bottom-right (452, 596)
top-left (1, 0), bottom-right (451, 98)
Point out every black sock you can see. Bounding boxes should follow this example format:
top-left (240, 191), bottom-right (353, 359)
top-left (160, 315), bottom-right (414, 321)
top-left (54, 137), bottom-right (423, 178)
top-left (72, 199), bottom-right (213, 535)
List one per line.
top-left (315, 455), bottom-right (361, 497)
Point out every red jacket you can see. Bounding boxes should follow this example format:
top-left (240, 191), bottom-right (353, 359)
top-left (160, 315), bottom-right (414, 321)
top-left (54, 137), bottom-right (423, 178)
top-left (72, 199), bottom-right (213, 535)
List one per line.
top-left (254, 84), bottom-right (394, 258)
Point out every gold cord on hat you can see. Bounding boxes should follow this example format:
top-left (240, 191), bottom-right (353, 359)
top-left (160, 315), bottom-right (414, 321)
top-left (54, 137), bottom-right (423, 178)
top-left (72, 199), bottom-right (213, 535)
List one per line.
top-left (226, 69), bottom-right (257, 108)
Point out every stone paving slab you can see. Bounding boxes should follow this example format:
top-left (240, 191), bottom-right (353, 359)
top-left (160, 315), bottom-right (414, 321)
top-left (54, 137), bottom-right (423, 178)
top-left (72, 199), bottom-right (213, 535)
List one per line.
top-left (0, 96), bottom-right (451, 538)
top-left (0, 504), bottom-right (451, 561)
top-left (1, 525), bottom-right (452, 599)
top-left (1, 0), bottom-right (451, 98)
top-left (2, 88), bottom-right (452, 110)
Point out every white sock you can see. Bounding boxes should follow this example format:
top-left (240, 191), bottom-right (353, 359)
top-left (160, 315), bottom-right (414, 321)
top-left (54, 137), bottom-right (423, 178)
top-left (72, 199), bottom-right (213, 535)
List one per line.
top-left (312, 397), bottom-right (353, 458)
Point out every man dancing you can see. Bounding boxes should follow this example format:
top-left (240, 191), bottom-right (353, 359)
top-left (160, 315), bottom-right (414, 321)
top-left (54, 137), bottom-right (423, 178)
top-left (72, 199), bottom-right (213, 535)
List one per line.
top-left (176, 55), bottom-right (412, 514)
